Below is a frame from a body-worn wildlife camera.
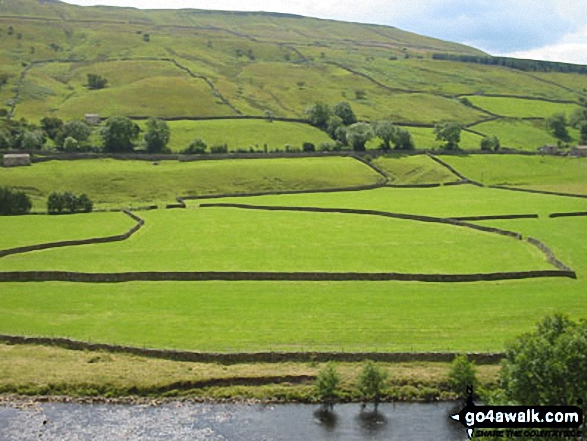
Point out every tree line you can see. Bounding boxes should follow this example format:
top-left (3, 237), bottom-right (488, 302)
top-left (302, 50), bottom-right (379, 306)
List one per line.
top-left (0, 187), bottom-right (93, 216)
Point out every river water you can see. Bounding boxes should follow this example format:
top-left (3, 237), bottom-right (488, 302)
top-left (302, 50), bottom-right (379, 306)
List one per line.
top-left (0, 401), bottom-right (467, 440)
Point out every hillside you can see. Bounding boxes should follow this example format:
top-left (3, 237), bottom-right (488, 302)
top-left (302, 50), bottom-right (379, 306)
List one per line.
top-left (0, 0), bottom-right (586, 150)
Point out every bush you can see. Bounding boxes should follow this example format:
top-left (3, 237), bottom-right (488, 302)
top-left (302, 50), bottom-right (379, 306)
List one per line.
top-left (56, 120), bottom-right (92, 149)
top-left (315, 363), bottom-right (341, 410)
top-left (302, 142), bottom-right (315, 152)
top-left (20, 129), bottom-right (45, 150)
top-left (183, 138), bottom-right (207, 154)
top-left (447, 354), bottom-right (477, 398)
top-left (0, 129), bottom-right (12, 149)
top-left (0, 187), bottom-right (32, 215)
top-left (210, 143), bottom-right (228, 154)
top-left (86, 73), bottom-right (108, 90)
top-left (357, 360), bottom-right (388, 409)
top-left (143, 118), bottom-right (171, 153)
top-left (47, 191), bottom-right (93, 214)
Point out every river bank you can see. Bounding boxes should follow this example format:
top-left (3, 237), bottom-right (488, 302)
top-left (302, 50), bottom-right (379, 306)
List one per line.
top-left (0, 343), bottom-right (499, 403)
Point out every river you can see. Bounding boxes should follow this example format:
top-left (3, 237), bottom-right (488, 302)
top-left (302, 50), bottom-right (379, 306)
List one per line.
top-left (0, 401), bottom-right (467, 440)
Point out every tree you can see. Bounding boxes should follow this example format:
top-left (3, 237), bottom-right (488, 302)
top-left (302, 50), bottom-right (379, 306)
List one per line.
top-left (63, 136), bottom-right (79, 152)
top-left (392, 128), bottom-right (415, 150)
top-left (183, 138), bottom-right (207, 154)
top-left (0, 129), bottom-right (12, 149)
top-left (569, 107), bottom-right (587, 128)
top-left (501, 314), bottom-right (587, 411)
top-left (546, 113), bottom-right (570, 142)
top-left (357, 360), bottom-right (388, 410)
top-left (264, 109), bottom-right (275, 122)
top-left (47, 191), bottom-right (93, 214)
top-left (480, 135), bottom-right (500, 151)
top-left (315, 363), bottom-right (341, 411)
top-left (303, 142), bottom-right (315, 152)
top-left (346, 122), bottom-right (374, 151)
top-left (101, 116), bottom-right (140, 153)
top-left (57, 120), bottom-right (92, 149)
top-left (47, 192), bottom-right (65, 214)
top-left (143, 118), bottom-right (170, 153)
top-left (40, 116), bottom-right (64, 141)
top-left (305, 102), bottom-right (331, 129)
top-left (447, 354), bottom-right (477, 399)
top-left (332, 101), bottom-right (357, 126)
top-left (578, 120), bottom-right (587, 145)
top-left (20, 129), bottom-right (45, 150)
top-left (374, 121), bottom-right (396, 151)
top-left (0, 187), bottom-right (32, 215)
top-left (86, 73), bottom-right (108, 90)
top-left (434, 122), bottom-right (461, 150)
top-left (326, 115), bottom-right (343, 140)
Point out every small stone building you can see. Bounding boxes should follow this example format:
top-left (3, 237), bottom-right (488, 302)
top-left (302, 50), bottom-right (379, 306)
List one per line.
top-left (3, 153), bottom-right (31, 167)
top-left (538, 145), bottom-right (558, 155)
top-left (572, 146), bottom-right (587, 157)
top-left (85, 114), bottom-right (101, 125)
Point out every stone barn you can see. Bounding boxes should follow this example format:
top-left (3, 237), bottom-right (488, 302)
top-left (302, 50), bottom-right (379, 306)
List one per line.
top-left (572, 146), bottom-right (587, 157)
top-left (2, 153), bottom-right (31, 167)
top-left (85, 114), bottom-right (101, 125)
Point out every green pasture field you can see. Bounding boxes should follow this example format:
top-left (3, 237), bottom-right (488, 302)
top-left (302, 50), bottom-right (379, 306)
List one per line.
top-left (206, 185), bottom-right (587, 219)
top-left (0, 156), bottom-right (381, 210)
top-left (0, 207), bottom-right (549, 273)
top-left (440, 154), bottom-right (587, 194)
top-left (466, 96), bottom-right (581, 118)
top-left (371, 154), bottom-right (460, 184)
top-left (137, 119), bottom-right (332, 152)
top-left (369, 126), bottom-right (484, 150)
top-left (0, 212), bottom-right (134, 250)
top-left (470, 119), bottom-right (578, 150)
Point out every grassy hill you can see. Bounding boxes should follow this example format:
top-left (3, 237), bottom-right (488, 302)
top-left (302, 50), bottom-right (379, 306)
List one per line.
top-left (0, 0), bottom-right (586, 150)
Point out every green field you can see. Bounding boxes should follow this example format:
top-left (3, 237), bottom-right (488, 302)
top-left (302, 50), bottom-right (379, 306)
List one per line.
top-left (466, 96), bottom-right (581, 118)
top-left (372, 154), bottom-right (460, 184)
top-left (0, 156), bottom-right (381, 210)
top-left (138, 119), bottom-right (333, 152)
top-left (441, 154), bottom-right (587, 194)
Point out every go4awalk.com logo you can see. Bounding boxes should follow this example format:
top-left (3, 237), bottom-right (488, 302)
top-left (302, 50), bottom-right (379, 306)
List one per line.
top-left (450, 391), bottom-right (584, 439)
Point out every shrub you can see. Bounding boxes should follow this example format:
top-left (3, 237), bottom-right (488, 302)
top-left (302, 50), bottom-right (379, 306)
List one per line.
top-left (47, 191), bottom-right (93, 214)
top-left (447, 354), bottom-right (477, 398)
top-left (210, 143), bottom-right (228, 154)
top-left (0, 187), bottom-right (32, 215)
top-left (302, 142), bottom-right (315, 152)
top-left (86, 73), bottom-right (108, 90)
top-left (357, 360), bottom-right (388, 409)
top-left (20, 129), bottom-right (45, 150)
top-left (315, 363), bottom-right (341, 411)
top-left (183, 138), bottom-right (207, 154)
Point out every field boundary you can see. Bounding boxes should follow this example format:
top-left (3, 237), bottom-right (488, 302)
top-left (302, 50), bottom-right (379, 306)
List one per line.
top-left (0, 335), bottom-right (504, 364)
top-left (550, 212), bottom-right (587, 218)
top-left (488, 185), bottom-right (587, 199)
top-left (426, 153), bottom-right (483, 185)
top-left (0, 210), bottom-right (144, 258)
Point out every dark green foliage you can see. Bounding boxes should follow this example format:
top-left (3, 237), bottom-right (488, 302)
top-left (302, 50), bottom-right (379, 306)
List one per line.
top-left (332, 101), bottom-right (357, 126)
top-left (357, 360), bottom-right (388, 408)
top-left (20, 129), bottom-right (45, 150)
top-left (40, 116), bottom-right (64, 141)
top-left (326, 115), bottom-right (343, 140)
top-left (393, 128), bottom-right (415, 150)
top-left (501, 314), bottom-right (587, 412)
top-left (434, 122), bottom-right (461, 150)
top-left (302, 142), bottom-right (315, 152)
top-left (0, 128), bottom-right (12, 149)
top-left (86, 73), bottom-right (108, 90)
top-left (101, 117), bottom-right (140, 153)
top-left (578, 120), bottom-right (587, 144)
top-left (183, 138), bottom-right (207, 154)
top-left (374, 121), bottom-right (396, 151)
top-left (432, 53), bottom-right (587, 75)
top-left (546, 113), bottom-right (570, 142)
top-left (57, 120), bottom-right (92, 149)
top-left (346, 122), bottom-right (373, 151)
top-left (480, 135), bottom-right (501, 151)
top-left (0, 187), bottom-right (32, 215)
top-left (447, 354), bottom-right (477, 398)
top-left (305, 102), bottom-right (331, 129)
top-left (143, 34), bottom-right (150, 42)
top-left (143, 118), bottom-right (171, 153)
top-left (0, 72), bottom-right (9, 88)
top-left (315, 363), bottom-right (341, 410)
top-left (210, 143), bottom-right (228, 154)
top-left (47, 191), bottom-right (93, 214)
top-left (569, 108), bottom-right (587, 128)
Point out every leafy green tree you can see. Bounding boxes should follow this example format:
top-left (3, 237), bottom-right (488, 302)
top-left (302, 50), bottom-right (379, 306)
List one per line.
top-left (77, 194), bottom-right (93, 213)
top-left (144, 118), bottom-right (171, 153)
top-left (448, 354), bottom-right (477, 398)
top-left (374, 121), bottom-right (396, 151)
top-left (101, 116), bottom-right (140, 153)
top-left (20, 129), bottom-right (45, 150)
top-left (326, 115), bottom-right (344, 140)
top-left (332, 101), bottom-right (357, 126)
top-left (546, 113), bottom-right (571, 142)
top-left (303, 142), bottom-right (315, 152)
top-left (578, 120), bottom-right (587, 145)
top-left (480, 135), bottom-right (500, 151)
top-left (434, 122), bottom-right (461, 150)
top-left (40, 116), bottom-right (63, 141)
top-left (62, 136), bottom-right (79, 152)
top-left (315, 363), bottom-right (341, 411)
top-left (357, 360), bottom-right (388, 409)
top-left (0, 187), bottom-right (32, 215)
top-left (57, 120), bottom-right (92, 149)
top-left (86, 73), bottom-right (108, 90)
top-left (569, 107), bottom-right (587, 128)
top-left (346, 122), bottom-right (374, 151)
top-left (392, 128), bottom-right (415, 150)
top-left (501, 314), bottom-right (587, 412)
top-left (47, 192), bottom-right (65, 214)
top-left (305, 102), bottom-right (331, 129)
top-left (183, 138), bottom-right (207, 154)
top-left (47, 191), bottom-right (93, 214)
top-left (0, 129), bottom-right (12, 149)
